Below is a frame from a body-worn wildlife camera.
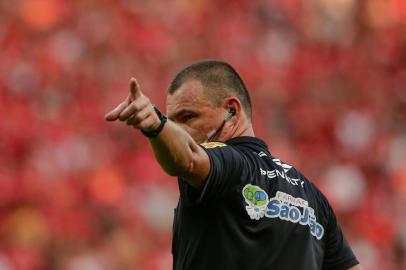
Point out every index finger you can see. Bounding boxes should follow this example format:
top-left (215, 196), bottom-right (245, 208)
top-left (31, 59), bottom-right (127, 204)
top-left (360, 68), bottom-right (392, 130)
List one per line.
top-left (130, 77), bottom-right (141, 101)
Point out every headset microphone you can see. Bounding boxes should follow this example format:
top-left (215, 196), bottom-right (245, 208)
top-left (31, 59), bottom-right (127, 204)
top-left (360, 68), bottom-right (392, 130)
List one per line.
top-left (206, 108), bottom-right (235, 142)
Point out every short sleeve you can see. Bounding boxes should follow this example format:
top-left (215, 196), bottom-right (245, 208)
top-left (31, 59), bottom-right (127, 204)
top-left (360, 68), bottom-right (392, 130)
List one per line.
top-left (180, 143), bottom-right (250, 205)
top-left (322, 204), bottom-right (359, 270)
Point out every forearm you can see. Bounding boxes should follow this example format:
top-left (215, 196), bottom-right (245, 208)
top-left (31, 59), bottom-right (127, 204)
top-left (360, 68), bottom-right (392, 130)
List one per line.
top-left (148, 120), bottom-right (203, 178)
top-left (105, 78), bottom-right (208, 186)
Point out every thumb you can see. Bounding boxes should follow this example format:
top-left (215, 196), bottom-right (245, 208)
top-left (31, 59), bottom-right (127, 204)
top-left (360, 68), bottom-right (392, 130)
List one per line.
top-left (129, 77), bottom-right (142, 101)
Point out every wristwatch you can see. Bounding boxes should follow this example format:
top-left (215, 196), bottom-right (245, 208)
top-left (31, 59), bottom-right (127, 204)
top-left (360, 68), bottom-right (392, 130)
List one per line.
top-left (141, 105), bottom-right (168, 138)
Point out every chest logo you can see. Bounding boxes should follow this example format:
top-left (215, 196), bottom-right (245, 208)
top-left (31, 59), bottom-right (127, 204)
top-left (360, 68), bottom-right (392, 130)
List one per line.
top-left (200, 142), bottom-right (227, 149)
top-left (242, 185), bottom-right (324, 240)
top-left (242, 184), bottom-right (269, 220)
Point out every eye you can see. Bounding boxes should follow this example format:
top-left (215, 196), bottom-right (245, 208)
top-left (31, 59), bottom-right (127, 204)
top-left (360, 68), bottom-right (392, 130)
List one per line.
top-left (180, 114), bottom-right (195, 122)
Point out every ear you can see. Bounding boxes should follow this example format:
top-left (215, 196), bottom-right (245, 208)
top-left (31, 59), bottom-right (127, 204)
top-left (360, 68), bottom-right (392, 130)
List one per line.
top-left (223, 97), bottom-right (242, 120)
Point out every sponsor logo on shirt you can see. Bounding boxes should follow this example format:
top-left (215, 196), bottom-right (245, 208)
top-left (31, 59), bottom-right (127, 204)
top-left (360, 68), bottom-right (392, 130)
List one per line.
top-left (242, 184), bottom-right (269, 220)
top-left (200, 142), bottom-right (227, 149)
top-left (242, 185), bottom-right (324, 240)
top-left (253, 155), bottom-right (305, 188)
top-left (260, 167), bottom-right (305, 188)
top-left (272, 158), bottom-right (292, 173)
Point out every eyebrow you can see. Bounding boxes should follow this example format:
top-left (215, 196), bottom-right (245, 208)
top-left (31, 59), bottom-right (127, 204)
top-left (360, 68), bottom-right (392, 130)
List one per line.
top-left (169, 109), bottom-right (198, 121)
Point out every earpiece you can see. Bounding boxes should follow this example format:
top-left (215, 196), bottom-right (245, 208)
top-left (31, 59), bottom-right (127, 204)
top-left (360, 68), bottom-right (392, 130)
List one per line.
top-left (229, 108), bottom-right (236, 116)
top-left (224, 108), bottom-right (236, 122)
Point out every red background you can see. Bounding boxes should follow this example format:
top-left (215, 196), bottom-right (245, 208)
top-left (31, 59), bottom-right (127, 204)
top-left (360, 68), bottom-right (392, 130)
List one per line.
top-left (1, 0), bottom-right (406, 269)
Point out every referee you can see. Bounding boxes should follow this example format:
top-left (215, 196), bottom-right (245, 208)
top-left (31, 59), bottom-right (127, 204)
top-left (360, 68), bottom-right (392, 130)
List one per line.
top-left (105, 60), bottom-right (362, 270)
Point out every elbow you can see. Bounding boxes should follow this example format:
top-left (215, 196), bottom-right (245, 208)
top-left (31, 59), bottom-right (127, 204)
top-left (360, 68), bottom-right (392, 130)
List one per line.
top-left (161, 163), bottom-right (184, 177)
top-left (171, 159), bottom-right (195, 177)
top-left (163, 150), bottom-right (207, 189)
top-left (157, 140), bottom-right (204, 179)
top-left (163, 168), bottom-right (177, 177)
top-left (165, 167), bottom-right (182, 177)
top-left (161, 154), bottom-right (195, 177)
top-left (171, 144), bottom-right (199, 177)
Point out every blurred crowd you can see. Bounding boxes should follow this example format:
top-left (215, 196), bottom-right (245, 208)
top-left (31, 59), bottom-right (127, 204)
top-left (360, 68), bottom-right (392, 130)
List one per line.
top-left (0, 0), bottom-right (406, 269)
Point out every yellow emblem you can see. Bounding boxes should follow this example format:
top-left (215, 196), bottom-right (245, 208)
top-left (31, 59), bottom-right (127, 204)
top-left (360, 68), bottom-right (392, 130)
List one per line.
top-left (200, 142), bottom-right (227, 149)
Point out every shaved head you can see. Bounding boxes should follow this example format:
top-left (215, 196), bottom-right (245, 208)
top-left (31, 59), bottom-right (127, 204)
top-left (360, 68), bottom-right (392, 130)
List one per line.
top-left (168, 60), bottom-right (252, 119)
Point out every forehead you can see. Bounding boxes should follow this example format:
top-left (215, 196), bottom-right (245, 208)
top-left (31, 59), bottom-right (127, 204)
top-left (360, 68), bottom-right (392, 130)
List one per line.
top-left (166, 79), bottom-right (212, 115)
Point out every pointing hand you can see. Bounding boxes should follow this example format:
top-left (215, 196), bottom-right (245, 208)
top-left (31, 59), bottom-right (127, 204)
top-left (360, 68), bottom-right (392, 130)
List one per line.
top-left (105, 78), bottom-right (161, 132)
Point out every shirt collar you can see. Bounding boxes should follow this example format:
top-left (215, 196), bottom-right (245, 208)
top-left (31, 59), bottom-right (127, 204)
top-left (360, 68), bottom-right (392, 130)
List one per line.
top-left (225, 136), bottom-right (269, 151)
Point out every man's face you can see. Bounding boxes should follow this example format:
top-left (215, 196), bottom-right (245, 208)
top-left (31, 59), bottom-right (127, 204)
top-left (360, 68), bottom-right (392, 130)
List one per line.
top-left (166, 79), bottom-right (225, 144)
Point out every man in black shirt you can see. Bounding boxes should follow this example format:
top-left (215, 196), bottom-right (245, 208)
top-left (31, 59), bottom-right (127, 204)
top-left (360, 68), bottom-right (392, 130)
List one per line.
top-left (105, 60), bottom-right (362, 270)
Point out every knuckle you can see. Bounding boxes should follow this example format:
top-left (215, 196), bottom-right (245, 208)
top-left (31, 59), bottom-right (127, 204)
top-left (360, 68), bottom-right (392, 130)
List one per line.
top-left (127, 117), bottom-right (139, 127)
top-left (131, 114), bottom-right (140, 123)
top-left (132, 100), bottom-right (146, 111)
top-left (135, 115), bottom-right (143, 123)
top-left (131, 103), bottom-right (140, 112)
top-left (135, 115), bottom-right (142, 122)
top-left (143, 96), bottom-right (150, 104)
top-left (120, 110), bottom-right (131, 120)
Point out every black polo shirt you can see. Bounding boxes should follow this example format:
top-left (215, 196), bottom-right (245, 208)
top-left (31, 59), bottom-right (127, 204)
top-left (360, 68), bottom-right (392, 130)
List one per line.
top-left (173, 136), bottom-right (359, 270)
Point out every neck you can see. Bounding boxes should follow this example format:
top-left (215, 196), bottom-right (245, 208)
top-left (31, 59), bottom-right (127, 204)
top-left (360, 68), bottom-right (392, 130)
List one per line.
top-left (231, 121), bottom-right (255, 138)
top-left (215, 119), bottom-right (254, 142)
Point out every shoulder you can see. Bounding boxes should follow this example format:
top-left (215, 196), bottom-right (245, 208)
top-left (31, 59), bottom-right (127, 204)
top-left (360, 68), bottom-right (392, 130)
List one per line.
top-left (199, 141), bottom-right (252, 160)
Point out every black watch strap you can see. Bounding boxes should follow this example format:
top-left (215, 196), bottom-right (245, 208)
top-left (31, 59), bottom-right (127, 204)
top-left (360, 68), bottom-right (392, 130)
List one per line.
top-left (141, 105), bottom-right (168, 138)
